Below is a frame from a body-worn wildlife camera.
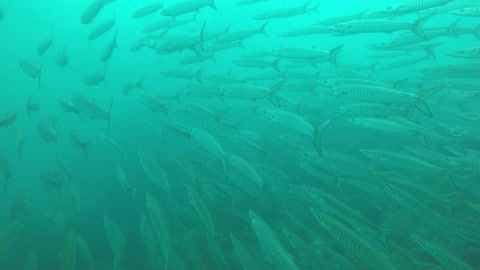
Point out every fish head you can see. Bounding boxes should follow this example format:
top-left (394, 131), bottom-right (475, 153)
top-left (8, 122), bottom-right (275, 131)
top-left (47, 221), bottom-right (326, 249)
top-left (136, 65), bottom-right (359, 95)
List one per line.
top-left (335, 106), bottom-right (351, 115)
top-left (359, 149), bottom-right (383, 161)
top-left (319, 79), bottom-right (335, 87)
top-left (326, 87), bottom-right (344, 97)
top-left (248, 210), bottom-right (257, 221)
top-left (345, 117), bottom-right (363, 126)
top-left (383, 4), bottom-right (401, 13)
top-left (332, 23), bottom-right (352, 32)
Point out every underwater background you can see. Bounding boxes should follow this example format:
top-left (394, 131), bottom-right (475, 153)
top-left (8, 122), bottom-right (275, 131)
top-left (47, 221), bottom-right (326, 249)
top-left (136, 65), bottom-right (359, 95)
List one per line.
top-left (1, 0), bottom-right (480, 269)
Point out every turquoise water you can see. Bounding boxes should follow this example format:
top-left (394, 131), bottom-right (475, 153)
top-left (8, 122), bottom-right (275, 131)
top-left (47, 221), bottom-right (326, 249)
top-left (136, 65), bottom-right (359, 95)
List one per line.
top-left (1, 0), bottom-right (480, 269)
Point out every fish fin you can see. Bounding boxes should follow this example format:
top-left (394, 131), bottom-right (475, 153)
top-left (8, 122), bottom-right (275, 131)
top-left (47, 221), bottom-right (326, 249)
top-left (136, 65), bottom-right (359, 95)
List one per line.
top-left (312, 119), bottom-right (331, 157)
top-left (209, 0), bottom-right (217, 10)
top-left (447, 18), bottom-right (462, 37)
top-left (423, 42), bottom-right (443, 59)
top-left (416, 126), bottom-right (436, 148)
top-left (474, 24), bottom-right (480, 40)
top-left (260, 20), bottom-right (269, 37)
top-left (328, 44), bottom-right (343, 66)
top-left (404, 107), bottom-right (421, 124)
top-left (267, 79), bottom-right (286, 107)
top-left (412, 14), bottom-right (434, 39)
top-left (413, 86), bottom-right (443, 117)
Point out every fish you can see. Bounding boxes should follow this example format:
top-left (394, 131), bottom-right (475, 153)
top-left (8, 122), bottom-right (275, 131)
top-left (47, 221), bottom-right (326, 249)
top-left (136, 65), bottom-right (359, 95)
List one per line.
top-left (304, 185), bottom-right (390, 252)
top-left (137, 147), bottom-right (171, 193)
top-left (76, 234), bottom-right (94, 270)
top-left (256, 108), bottom-right (330, 156)
top-left (189, 127), bottom-right (228, 176)
top-left (132, 2), bottom-right (163, 19)
top-left (189, 189), bottom-right (215, 240)
top-left (214, 21), bottom-right (269, 43)
top-left (101, 30), bottom-right (118, 62)
top-left (70, 130), bottom-right (91, 156)
top-left (331, 15), bottom-right (434, 39)
top-left (116, 165), bottom-right (139, 198)
top-left (146, 193), bottom-right (171, 269)
top-left (270, 45), bottom-right (343, 66)
top-left (446, 46), bottom-right (480, 59)
top-left (142, 18), bottom-right (175, 33)
top-left (381, 0), bottom-right (452, 14)
top-left (82, 72), bottom-right (105, 86)
top-left (227, 154), bottom-right (264, 195)
top-left (103, 216), bottom-right (124, 270)
top-left (59, 228), bottom-right (77, 270)
top-left (218, 80), bottom-right (285, 107)
top-left (230, 233), bottom-right (263, 269)
top-left (161, 0), bottom-right (216, 16)
top-left (37, 117), bottom-right (59, 144)
top-left (0, 218), bottom-right (23, 261)
top-left (411, 234), bottom-right (475, 270)
top-left (236, 0), bottom-right (267, 6)
top-left (325, 85), bottom-right (441, 117)
top-left (0, 112), bottom-right (18, 128)
top-left (71, 95), bottom-right (113, 132)
top-left (18, 59), bottom-right (42, 90)
top-left (122, 77), bottom-right (144, 95)
top-left (99, 133), bottom-right (127, 160)
top-left (81, 0), bottom-right (114, 24)
top-left (25, 95), bottom-right (40, 117)
top-left (55, 45), bottom-right (69, 68)
top-left (88, 18), bottom-right (115, 40)
top-left (249, 210), bottom-right (300, 270)
top-left (310, 208), bottom-right (397, 270)
top-left (37, 35), bottom-right (53, 56)
top-left (253, 0), bottom-right (320, 20)
top-left (450, 6), bottom-right (480, 17)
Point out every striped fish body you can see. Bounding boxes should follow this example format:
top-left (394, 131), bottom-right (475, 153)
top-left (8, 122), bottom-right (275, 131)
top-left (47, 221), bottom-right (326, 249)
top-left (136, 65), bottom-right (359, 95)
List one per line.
top-left (310, 209), bottom-right (397, 270)
top-left (146, 193), bottom-right (170, 268)
top-left (346, 117), bottom-right (419, 136)
top-left (328, 85), bottom-right (415, 103)
top-left (359, 149), bottom-right (443, 172)
top-left (249, 210), bottom-right (300, 270)
top-left (304, 186), bottom-right (389, 252)
top-left (271, 47), bottom-right (330, 60)
top-left (230, 233), bottom-right (263, 270)
top-left (190, 128), bottom-right (227, 175)
top-left (412, 235), bottom-right (475, 270)
top-left (385, 0), bottom-right (452, 13)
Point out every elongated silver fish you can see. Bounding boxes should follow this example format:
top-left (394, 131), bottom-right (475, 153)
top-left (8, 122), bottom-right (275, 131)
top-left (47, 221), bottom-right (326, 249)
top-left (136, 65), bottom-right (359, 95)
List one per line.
top-left (331, 15), bottom-right (433, 38)
top-left (310, 208), bottom-right (397, 270)
top-left (249, 210), bottom-right (300, 270)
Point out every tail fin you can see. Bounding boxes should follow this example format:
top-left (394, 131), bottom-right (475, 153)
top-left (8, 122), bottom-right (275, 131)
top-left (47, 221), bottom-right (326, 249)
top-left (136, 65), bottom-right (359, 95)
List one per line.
top-left (209, 0), bottom-right (217, 10)
top-left (474, 24), bottom-right (480, 40)
top-left (328, 45), bottom-right (343, 66)
top-left (260, 20), bottom-right (269, 37)
top-left (196, 67), bottom-right (205, 85)
top-left (412, 14), bottom-right (434, 39)
top-left (413, 85), bottom-right (443, 117)
top-left (447, 18), bottom-right (461, 37)
top-left (312, 119), bottom-right (331, 157)
top-left (267, 79), bottom-right (286, 107)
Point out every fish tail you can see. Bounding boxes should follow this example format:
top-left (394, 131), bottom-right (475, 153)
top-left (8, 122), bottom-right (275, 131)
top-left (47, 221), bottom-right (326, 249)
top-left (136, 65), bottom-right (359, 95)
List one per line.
top-left (403, 107), bottom-right (420, 124)
top-left (328, 45), bottom-right (343, 66)
top-left (474, 24), bottom-right (480, 40)
top-left (209, 0), bottom-right (217, 10)
top-left (413, 85), bottom-right (443, 117)
top-left (415, 126), bottom-right (436, 148)
top-left (412, 14), bottom-right (434, 39)
top-left (260, 20), bottom-right (269, 37)
top-left (267, 79), bottom-right (286, 107)
top-left (312, 119), bottom-right (331, 157)
top-left (423, 42), bottom-right (443, 59)
top-left (447, 18), bottom-right (461, 37)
